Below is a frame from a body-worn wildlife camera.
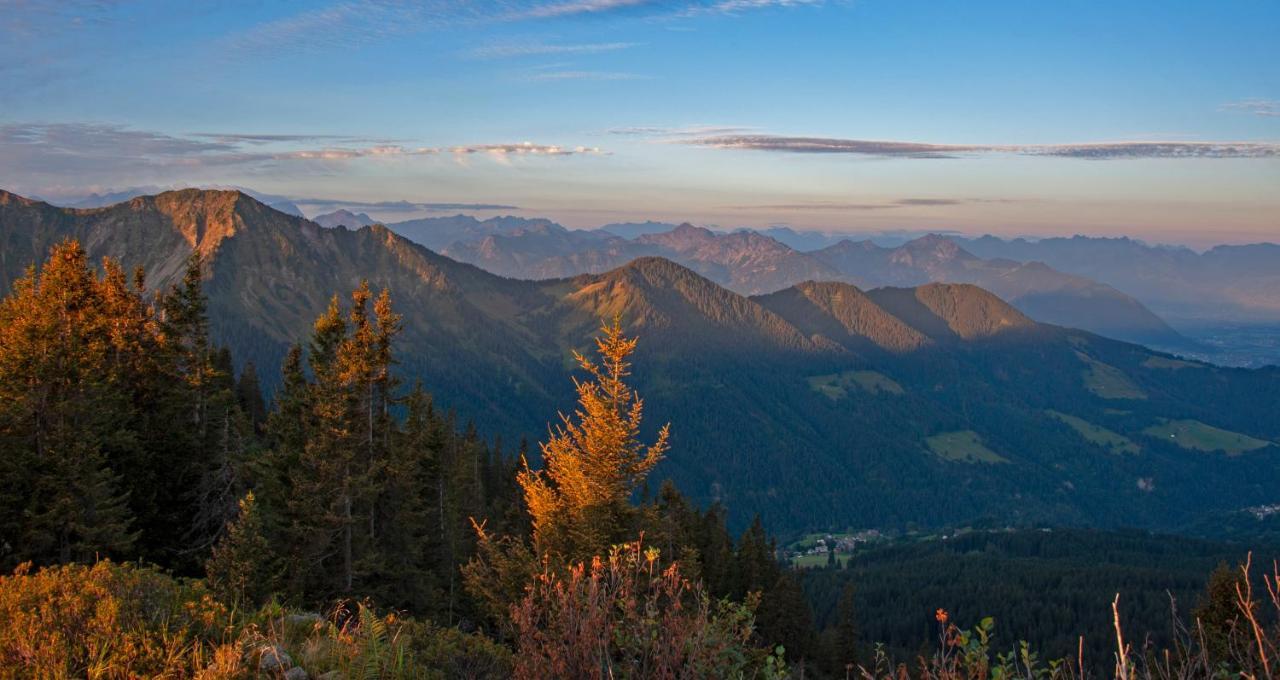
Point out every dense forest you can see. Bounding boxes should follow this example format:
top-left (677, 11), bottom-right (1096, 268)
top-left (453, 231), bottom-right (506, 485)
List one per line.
top-left (0, 240), bottom-right (1277, 678)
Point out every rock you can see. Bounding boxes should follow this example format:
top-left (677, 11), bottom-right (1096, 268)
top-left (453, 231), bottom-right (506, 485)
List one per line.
top-left (316, 672), bottom-right (344, 680)
top-left (283, 668), bottom-right (309, 680)
top-left (256, 645), bottom-right (293, 672)
top-left (285, 612), bottom-right (325, 629)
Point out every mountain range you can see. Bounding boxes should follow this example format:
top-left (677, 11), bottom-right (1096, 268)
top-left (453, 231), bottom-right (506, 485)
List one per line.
top-left (373, 214), bottom-right (1185, 347)
top-left (960, 235), bottom-right (1280, 325)
top-left (3, 188), bottom-right (1277, 536)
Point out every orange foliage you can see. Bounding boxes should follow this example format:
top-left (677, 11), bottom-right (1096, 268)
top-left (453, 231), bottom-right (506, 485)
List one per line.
top-left (518, 317), bottom-right (669, 561)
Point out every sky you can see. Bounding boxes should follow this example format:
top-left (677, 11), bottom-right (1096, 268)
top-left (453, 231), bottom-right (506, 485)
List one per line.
top-left (1, 0), bottom-right (1277, 247)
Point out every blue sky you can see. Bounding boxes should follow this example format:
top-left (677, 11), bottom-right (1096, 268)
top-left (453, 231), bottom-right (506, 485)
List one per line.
top-left (1, 0), bottom-right (1277, 246)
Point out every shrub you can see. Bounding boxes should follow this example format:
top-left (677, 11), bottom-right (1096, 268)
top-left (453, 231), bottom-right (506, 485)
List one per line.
top-left (0, 560), bottom-right (236, 678)
top-left (510, 540), bottom-right (783, 679)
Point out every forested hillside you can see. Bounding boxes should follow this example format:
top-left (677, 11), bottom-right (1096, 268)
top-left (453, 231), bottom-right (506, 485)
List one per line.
top-left (2, 188), bottom-right (1278, 538)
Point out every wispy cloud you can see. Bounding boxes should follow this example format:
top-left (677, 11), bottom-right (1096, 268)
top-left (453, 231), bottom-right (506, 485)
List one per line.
top-left (189, 132), bottom-right (393, 145)
top-left (0, 122), bottom-right (607, 192)
top-left (219, 0), bottom-right (827, 59)
top-left (686, 134), bottom-right (1280, 159)
top-left (448, 141), bottom-right (605, 155)
top-left (290, 197), bottom-right (521, 212)
top-left (687, 0), bottom-right (825, 16)
top-left (729, 198), bottom-right (1001, 211)
top-left (528, 70), bottom-right (649, 81)
top-left (468, 40), bottom-right (640, 59)
top-left (609, 124), bottom-right (756, 137)
top-left (1220, 98), bottom-right (1280, 118)
top-left (509, 0), bottom-right (658, 20)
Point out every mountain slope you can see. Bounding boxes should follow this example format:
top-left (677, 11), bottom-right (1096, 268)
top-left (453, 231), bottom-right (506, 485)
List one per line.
top-left (405, 218), bottom-right (1182, 346)
top-left (753, 281), bottom-right (929, 353)
top-left (811, 235), bottom-right (1185, 346)
top-left (635, 224), bottom-right (843, 295)
top-left (866, 282), bottom-right (1035, 341)
top-left (2, 188), bottom-right (1277, 537)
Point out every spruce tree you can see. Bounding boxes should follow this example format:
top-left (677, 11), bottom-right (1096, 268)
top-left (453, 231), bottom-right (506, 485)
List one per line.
top-left (236, 361), bottom-right (268, 433)
top-left (834, 581), bottom-right (859, 670)
top-left (205, 491), bottom-right (276, 607)
top-left (0, 241), bottom-right (138, 566)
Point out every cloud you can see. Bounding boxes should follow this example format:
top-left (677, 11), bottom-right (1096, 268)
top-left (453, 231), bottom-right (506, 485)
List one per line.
top-left (0, 122), bottom-right (607, 192)
top-left (509, 0), bottom-right (658, 20)
top-left (448, 142), bottom-right (606, 156)
top-left (290, 197), bottom-right (521, 212)
top-left (686, 134), bottom-right (1280, 159)
top-left (730, 198), bottom-right (988, 211)
top-left (468, 41), bottom-right (640, 59)
top-left (218, 0), bottom-right (827, 59)
top-left (1220, 99), bottom-right (1280, 118)
top-left (608, 124), bottom-right (756, 136)
top-left (689, 0), bottom-right (825, 16)
top-left (189, 132), bottom-right (388, 145)
top-left (528, 70), bottom-right (649, 81)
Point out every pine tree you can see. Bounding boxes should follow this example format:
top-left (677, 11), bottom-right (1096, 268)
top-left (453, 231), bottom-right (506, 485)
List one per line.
top-left (236, 361), bottom-right (268, 433)
top-left (518, 317), bottom-right (669, 561)
top-left (161, 253), bottom-right (216, 442)
top-left (281, 285), bottom-right (403, 603)
top-left (1193, 561), bottom-right (1244, 664)
top-left (0, 241), bottom-right (139, 566)
top-left (833, 582), bottom-right (859, 670)
top-left (733, 515), bottom-right (780, 599)
top-left (757, 572), bottom-right (816, 665)
top-left (287, 294), bottom-right (357, 597)
top-left (370, 382), bottom-right (443, 612)
top-left (205, 491), bottom-right (276, 607)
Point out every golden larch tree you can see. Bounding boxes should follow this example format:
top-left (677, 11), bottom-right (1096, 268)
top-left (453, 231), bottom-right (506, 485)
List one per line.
top-left (519, 317), bottom-right (669, 561)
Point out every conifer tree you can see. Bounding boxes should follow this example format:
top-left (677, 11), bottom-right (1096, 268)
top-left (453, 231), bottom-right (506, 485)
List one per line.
top-left (757, 572), bottom-right (816, 665)
top-left (834, 582), bottom-right (859, 669)
top-left (235, 361), bottom-right (268, 433)
top-left (1193, 561), bottom-right (1245, 664)
top-left (733, 516), bottom-right (780, 599)
top-left (518, 317), bottom-right (669, 561)
top-left (0, 241), bottom-right (139, 566)
top-left (370, 382), bottom-right (443, 612)
top-left (205, 491), bottom-right (276, 607)
top-left (161, 253), bottom-right (217, 442)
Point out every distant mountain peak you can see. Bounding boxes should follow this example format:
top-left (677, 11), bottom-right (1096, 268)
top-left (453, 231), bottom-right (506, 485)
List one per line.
top-left (898, 234), bottom-right (976, 263)
top-left (313, 208), bottom-right (376, 229)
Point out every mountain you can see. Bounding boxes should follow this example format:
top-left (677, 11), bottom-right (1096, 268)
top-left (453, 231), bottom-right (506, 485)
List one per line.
top-left (810, 235), bottom-right (1187, 347)
top-left (754, 281), bottom-right (929, 353)
top-left (313, 208), bottom-right (376, 229)
top-left (599, 221), bottom-right (682, 239)
top-left (635, 224), bottom-right (844, 295)
top-left (426, 221), bottom-right (1184, 346)
top-left (387, 214), bottom-right (564, 252)
top-left (737, 226), bottom-right (847, 251)
top-left (960, 235), bottom-right (1280, 324)
top-left (440, 221), bottom-right (643, 279)
top-left (3, 188), bottom-right (1278, 537)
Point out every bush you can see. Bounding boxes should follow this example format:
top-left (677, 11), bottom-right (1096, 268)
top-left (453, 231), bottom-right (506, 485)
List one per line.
top-left (0, 561), bottom-right (512, 679)
top-left (0, 560), bottom-right (237, 678)
top-left (510, 540), bottom-right (784, 679)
